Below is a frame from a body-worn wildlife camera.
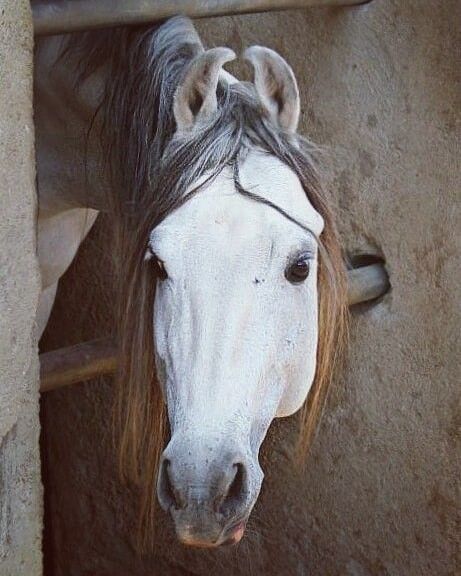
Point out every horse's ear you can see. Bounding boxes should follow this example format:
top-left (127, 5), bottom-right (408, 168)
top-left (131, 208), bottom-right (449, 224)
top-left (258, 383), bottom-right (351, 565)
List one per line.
top-left (244, 46), bottom-right (300, 133)
top-left (173, 47), bottom-right (236, 132)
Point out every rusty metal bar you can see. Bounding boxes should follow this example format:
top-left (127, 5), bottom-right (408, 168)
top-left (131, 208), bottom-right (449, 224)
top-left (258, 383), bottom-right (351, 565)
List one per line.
top-left (32, 0), bottom-right (368, 36)
top-left (39, 263), bottom-right (389, 393)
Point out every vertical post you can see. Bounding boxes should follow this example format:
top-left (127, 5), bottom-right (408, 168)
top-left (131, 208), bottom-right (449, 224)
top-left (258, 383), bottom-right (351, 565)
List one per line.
top-left (0, 1), bottom-right (42, 575)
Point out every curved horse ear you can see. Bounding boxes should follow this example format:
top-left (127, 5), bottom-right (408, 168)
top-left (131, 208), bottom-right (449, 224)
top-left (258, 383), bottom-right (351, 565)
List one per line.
top-left (244, 46), bottom-right (300, 133)
top-left (173, 47), bottom-right (236, 132)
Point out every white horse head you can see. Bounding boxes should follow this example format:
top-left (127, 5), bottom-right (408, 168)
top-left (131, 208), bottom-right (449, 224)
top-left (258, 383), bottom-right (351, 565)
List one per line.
top-left (100, 18), bottom-right (348, 549)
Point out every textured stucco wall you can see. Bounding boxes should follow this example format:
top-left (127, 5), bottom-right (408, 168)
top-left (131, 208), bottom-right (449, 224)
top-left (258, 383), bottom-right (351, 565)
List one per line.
top-left (0, 1), bottom-right (42, 575)
top-left (40, 1), bottom-right (460, 575)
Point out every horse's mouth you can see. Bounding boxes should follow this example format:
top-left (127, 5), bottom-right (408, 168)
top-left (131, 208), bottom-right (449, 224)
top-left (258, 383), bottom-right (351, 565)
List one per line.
top-left (178, 518), bottom-right (247, 548)
top-left (220, 519), bottom-right (247, 546)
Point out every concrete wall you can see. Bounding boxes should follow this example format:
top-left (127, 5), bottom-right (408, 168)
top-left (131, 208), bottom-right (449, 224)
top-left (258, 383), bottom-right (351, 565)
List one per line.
top-left (0, 2), bottom-right (42, 575)
top-left (40, 1), bottom-right (460, 575)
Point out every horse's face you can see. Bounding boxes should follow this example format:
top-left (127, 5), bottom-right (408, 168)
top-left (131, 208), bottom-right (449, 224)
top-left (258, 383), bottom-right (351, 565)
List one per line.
top-left (151, 149), bottom-right (324, 546)
top-left (146, 43), bottom-right (324, 547)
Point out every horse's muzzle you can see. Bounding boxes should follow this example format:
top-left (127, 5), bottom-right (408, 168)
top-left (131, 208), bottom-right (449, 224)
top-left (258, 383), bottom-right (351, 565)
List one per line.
top-left (156, 441), bottom-right (261, 546)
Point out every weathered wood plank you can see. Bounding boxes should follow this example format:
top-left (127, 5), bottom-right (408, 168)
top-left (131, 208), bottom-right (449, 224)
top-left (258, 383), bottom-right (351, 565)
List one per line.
top-left (40, 337), bottom-right (117, 392)
top-left (32, 0), bottom-right (368, 36)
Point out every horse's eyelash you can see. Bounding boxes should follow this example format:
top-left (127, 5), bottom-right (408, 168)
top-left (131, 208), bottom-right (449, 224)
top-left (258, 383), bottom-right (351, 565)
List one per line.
top-left (295, 249), bottom-right (315, 261)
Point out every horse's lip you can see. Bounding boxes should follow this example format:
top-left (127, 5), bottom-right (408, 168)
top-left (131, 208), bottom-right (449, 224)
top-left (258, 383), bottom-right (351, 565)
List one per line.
top-left (173, 514), bottom-right (248, 547)
top-left (179, 537), bottom-right (219, 549)
top-left (178, 522), bottom-right (246, 549)
top-left (220, 518), bottom-right (247, 545)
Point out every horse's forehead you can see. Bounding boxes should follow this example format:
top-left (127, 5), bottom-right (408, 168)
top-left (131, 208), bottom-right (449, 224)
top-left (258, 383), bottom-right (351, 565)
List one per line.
top-left (239, 150), bottom-right (322, 230)
top-left (151, 152), bottom-right (323, 251)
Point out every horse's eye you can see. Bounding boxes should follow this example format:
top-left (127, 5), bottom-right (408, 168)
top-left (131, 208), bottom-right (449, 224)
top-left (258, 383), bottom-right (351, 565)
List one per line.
top-left (146, 249), bottom-right (168, 280)
top-left (154, 257), bottom-right (168, 281)
top-left (285, 256), bottom-right (311, 284)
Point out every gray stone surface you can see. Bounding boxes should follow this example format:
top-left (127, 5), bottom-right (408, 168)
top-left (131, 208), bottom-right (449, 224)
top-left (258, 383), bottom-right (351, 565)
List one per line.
top-left (0, 1), bottom-right (42, 575)
top-left (40, 1), bottom-right (460, 574)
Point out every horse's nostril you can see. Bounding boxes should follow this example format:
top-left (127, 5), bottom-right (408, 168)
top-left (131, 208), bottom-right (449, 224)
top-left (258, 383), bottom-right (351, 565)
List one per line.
top-left (158, 458), bottom-right (185, 511)
top-left (228, 463), bottom-right (245, 500)
top-left (219, 462), bottom-right (247, 516)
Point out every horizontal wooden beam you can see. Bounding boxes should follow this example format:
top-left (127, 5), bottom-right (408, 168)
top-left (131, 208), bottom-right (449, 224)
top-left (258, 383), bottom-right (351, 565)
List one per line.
top-left (39, 337), bottom-right (117, 393)
top-left (39, 263), bottom-right (389, 393)
top-left (346, 261), bottom-right (389, 306)
top-left (32, 0), bottom-right (368, 36)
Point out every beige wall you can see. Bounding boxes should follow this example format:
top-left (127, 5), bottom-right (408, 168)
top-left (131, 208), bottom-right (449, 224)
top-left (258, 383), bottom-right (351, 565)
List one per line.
top-left (40, 1), bottom-right (460, 574)
top-left (0, 1), bottom-right (42, 575)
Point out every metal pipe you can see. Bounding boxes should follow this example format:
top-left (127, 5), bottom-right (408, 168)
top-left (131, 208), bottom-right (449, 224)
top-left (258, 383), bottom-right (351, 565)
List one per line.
top-left (39, 262), bottom-right (389, 392)
top-left (32, 0), bottom-right (368, 36)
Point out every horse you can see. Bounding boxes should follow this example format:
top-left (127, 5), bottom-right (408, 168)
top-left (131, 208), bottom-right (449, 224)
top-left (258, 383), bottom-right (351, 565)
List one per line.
top-left (35, 16), bottom-right (348, 549)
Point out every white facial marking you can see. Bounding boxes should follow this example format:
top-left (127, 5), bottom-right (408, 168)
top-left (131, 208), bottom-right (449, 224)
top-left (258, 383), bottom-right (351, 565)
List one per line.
top-left (153, 150), bottom-right (324, 538)
top-left (152, 149), bottom-right (324, 429)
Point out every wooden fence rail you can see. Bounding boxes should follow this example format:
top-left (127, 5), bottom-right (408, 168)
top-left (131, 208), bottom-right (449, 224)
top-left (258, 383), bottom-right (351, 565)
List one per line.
top-left (32, 0), bottom-right (368, 36)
